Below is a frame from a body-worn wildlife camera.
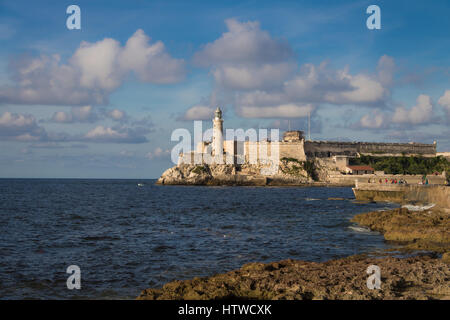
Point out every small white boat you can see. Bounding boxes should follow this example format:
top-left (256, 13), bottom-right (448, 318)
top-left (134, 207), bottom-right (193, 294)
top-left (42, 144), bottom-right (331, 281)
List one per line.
top-left (137, 183), bottom-right (144, 187)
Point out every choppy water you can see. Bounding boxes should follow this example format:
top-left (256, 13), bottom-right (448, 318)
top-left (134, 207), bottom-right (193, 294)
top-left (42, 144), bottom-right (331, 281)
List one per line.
top-left (0, 179), bottom-right (399, 299)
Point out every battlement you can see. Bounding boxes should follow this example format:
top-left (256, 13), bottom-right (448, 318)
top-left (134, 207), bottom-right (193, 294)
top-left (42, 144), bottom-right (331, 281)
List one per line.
top-left (282, 131), bottom-right (304, 142)
top-left (304, 140), bottom-right (436, 158)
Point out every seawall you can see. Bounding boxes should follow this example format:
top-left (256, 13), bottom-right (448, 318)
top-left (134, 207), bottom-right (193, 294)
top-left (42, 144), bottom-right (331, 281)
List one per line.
top-left (353, 183), bottom-right (450, 208)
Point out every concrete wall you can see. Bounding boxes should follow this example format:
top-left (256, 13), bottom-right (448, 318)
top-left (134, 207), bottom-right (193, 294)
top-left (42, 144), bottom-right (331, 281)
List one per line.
top-left (327, 174), bottom-right (446, 187)
top-left (353, 183), bottom-right (450, 208)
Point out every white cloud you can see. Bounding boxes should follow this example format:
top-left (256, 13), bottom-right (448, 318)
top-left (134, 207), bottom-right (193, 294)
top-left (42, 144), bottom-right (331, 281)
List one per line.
top-left (392, 94), bottom-right (433, 124)
top-left (193, 19), bottom-right (295, 92)
top-left (327, 73), bottom-right (386, 104)
top-left (212, 62), bottom-right (294, 90)
top-left (181, 105), bottom-right (214, 120)
top-left (285, 62), bottom-right (387, 105)
top-left (146, 147), bottom-right (170, 160)
top-left (358, 109), bottom-right (386, 129)
top-left (193, 19), bottom-right (293, 66)
top-left (52, 111), bottom-right (72, 123)
top-left (50, 106), bottom-right (98, 123)
top-left (377, 55), bottom-right (395, 87)
top-left (0, 111), bottom-right (149, 144)
top-left (0, 29), bottom-right (185, 105)
top-left (106, 109), bottom-right (127, 121)
top-left (0, 112), bottom-right (44, 140)
top-left (71, 38), bottom-right (123, 91)
top-left (192, 19), bottom-right (393, 119)
top-left (238, 103), bottom-right (314, 118)
top-left (438, 90), bottom-right (450, 118)
top-left (84, 125), bottom-right (148, 143)
top-left (120, 29), bottom-right (185, 84)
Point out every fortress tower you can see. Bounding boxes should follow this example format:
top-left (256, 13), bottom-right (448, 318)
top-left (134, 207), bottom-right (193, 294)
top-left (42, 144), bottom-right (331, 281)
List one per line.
top-left (212, 107), bottom-right (223, 157)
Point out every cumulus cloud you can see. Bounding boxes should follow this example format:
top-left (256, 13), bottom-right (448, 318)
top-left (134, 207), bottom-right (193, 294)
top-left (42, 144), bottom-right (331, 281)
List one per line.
top-left (146, 147), bottom-right (170, 160)
top-left (212, 63), bottom-right (294, 91)
top-left (120, 30), bottom-right (185, 84)
top-left (180, 105), bottom-right (214, 120)
top-left (0, 29), bottom-right (185, 106)
top-left (50, 106), bottom-right (99, 123)
top-left (438, 90), bottom-right (450, 118)
top-left (377, 54), bottom-right (395, 87)
top-left (284, 61), bottom-right (388, 105)
top-left (48, 106), bottom-right (130, 124)
top-left (193, 19), bottom-right (293, 67)
top-left (106, 109), bottom-right (127, 121)
top-left (193, 18), bottom-right (295, 91)
top-left (357, 109), bottom-right (387, 129)
top-left (83, 125), bottom-right (148, 143)
top-left (0, 112), bottom-right (45, 141)
top-left (0, 111), bottom-right (150, 144)
top-left (191, 19), bottom-right (393, 119)
top-left (392, 94), bottom-right (433, 124)
top-left (356, 94), bottom-right (435, 130)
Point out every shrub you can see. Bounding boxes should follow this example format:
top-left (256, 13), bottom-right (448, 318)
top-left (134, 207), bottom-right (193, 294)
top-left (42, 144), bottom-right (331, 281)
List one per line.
top-left (192, 166), bottom-right (207, 174)
top-left (304, 160), bottom-right (319, 181)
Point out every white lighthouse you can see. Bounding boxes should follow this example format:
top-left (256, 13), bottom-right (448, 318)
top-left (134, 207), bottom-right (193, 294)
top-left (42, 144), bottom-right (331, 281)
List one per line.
top-left (212, 107), bottom-right (223, 158)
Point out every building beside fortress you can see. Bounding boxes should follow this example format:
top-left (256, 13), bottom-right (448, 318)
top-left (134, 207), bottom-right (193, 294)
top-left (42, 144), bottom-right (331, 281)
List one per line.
top-left (178, 107), bottom-right (437, 168)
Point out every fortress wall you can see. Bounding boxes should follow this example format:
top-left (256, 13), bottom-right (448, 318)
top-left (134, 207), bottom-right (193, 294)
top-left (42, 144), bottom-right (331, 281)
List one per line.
top-left (243, 141), bottom-right (282, 164)
top-left (278, 142), bottom-right (306, 161)
top-left (304, 141), bottom-right (358, 157)
top-left (242, 141), bottom-right (307, 163)
top-left (358, 142), bottom-right (436, 155)
top-left (223, 140), bottom-right (306, 163)
top-left (304, 141), bottom-right (436, 158)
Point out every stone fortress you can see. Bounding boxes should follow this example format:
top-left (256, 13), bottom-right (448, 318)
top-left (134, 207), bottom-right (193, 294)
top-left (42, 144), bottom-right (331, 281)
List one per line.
top-left (158, 107), bottom-right (442, 186)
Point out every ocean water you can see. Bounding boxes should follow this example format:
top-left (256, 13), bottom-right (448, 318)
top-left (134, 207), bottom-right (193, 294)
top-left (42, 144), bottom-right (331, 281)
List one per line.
top-left (0, 179), bottom-right (399, 299)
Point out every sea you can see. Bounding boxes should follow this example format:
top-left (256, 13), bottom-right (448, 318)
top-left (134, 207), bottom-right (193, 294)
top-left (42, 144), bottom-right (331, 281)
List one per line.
top-left (0, 179), bottom-right (400, 299)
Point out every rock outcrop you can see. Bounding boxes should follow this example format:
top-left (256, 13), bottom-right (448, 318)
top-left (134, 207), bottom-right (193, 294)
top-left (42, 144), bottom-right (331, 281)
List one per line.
top-left (352, 207), bottom-right (450, 255)
top-left (138, 254), bottom-right (449, 300)
top-left (156, 158), bottom-right (317, 186)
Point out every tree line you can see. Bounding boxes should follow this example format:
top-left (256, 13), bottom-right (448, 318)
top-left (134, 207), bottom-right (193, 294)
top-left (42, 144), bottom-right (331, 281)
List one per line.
top-left (349, 155), bottom-right (450, 175)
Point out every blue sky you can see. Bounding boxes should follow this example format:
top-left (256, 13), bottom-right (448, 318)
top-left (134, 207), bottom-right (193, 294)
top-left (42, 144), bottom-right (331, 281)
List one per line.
top-left (0, 0), bottom-right (449, 178)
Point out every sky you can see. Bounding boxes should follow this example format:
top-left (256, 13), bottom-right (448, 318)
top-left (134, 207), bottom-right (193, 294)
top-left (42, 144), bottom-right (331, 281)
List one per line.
top-left (0, 0), bottom-right (449, 178)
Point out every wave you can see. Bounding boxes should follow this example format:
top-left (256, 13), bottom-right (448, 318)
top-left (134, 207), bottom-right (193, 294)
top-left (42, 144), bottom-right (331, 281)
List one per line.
top-left (82, 235), bottom-right (121, 241)
top-left (402, 203), bottom-right (435, 211)
top-left (348, 225), bottom-right (374, 233)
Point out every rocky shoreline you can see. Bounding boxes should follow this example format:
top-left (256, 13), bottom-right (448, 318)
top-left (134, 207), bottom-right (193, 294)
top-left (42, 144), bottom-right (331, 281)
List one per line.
top-left (352, 207), bottom-right (450, 259)
top-left (138, 254), bottom-right (449, 300)
top-left (138, 206), bottom-right (450, 300)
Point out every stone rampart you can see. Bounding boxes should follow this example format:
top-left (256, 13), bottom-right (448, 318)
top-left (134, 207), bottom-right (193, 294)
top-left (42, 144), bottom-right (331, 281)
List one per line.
top-left (304, 141), bottom-right (436, 158)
